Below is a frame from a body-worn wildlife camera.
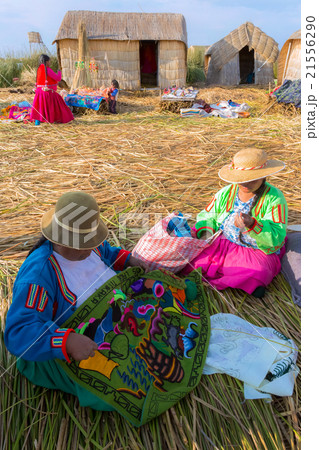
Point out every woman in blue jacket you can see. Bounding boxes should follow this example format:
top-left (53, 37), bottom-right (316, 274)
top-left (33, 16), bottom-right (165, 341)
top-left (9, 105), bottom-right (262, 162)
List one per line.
top-left (5, 191), bottom-right (144, 409)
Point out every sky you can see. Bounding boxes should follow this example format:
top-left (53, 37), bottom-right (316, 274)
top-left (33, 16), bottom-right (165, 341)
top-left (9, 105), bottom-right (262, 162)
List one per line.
top-left (0, 0), bottom-right (301, 56)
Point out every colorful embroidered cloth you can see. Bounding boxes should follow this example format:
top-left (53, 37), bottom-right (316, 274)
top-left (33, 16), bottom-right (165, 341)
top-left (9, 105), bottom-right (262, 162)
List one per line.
top-left (0, 102), bottom-right (32, 122)
top-left (58, 267), bottom-right (210, 426)
top-left (64, 94), bottom-right (106, 111)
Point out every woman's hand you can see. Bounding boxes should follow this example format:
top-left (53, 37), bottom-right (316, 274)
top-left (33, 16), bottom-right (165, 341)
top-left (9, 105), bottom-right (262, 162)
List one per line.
top-left (198, 230), bottom-right (213, 240)
top-left (66, 333), bottom-right (98, 361)
top-left (128, 255), bottom-right (150, 273)
top-left (234, 213), bottom-right (255, 229)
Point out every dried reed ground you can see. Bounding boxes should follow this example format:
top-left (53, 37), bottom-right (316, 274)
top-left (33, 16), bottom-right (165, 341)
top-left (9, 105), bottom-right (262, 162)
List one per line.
top-left (0, 86), bottom-right (300, 449)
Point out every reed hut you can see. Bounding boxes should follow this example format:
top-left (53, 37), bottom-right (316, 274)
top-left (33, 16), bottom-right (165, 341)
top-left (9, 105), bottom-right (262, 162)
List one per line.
top-left (53, 11), bottom-right (187, 89)
top-left (277, 30), bottom-right (301, 85)
top-left (205, 22), bottom-right (279, 85)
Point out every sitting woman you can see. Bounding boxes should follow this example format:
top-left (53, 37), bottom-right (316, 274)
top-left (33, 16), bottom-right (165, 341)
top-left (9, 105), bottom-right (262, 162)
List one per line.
top-left (4, 191), bottom-right (144, 410)
top-left (183, 148), bottom-right (287, 298)
top-left (4, 190), bottom-right (298, 424)
top-left (30, 54), bottom-right (74, 124)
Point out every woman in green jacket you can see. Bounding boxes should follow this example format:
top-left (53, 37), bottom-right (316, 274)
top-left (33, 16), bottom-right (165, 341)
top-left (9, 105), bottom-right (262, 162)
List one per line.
top-left (183, 148), bottom-right (287, 298)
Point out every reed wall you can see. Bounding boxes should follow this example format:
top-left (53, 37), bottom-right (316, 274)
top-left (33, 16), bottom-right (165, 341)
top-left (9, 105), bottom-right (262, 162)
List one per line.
top-left (278, 39), bottom-right (301, 84)
top-left (254, 52), bottom-right (275, 84)
top-left (58, 39), bottom-right (186, 89)
top-left (158, 41), bottom-right (187, 88)
top-left (206, 54), bottom-right (239, 85)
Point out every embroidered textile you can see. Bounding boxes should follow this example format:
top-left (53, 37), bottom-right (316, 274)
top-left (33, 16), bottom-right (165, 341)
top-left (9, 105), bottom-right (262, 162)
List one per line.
top-left (64, 94), bottom-right (106, 111)
top-left (58, 267), bottom-right (210, 426)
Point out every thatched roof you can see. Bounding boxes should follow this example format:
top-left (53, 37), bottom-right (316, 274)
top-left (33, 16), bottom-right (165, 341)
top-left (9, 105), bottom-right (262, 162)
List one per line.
top-left (205, 22), bottom-right (279, 70)
top-left (277, 29), bottom-right (301, 84)
top-left (285, 30), bottom-right (301, 41)
top-left (53, 11), bottom-right (187, 45)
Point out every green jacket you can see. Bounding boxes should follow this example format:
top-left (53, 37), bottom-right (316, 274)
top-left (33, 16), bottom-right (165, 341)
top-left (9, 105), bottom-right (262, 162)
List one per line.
top-left (195, 182), bottom-right (287, 255)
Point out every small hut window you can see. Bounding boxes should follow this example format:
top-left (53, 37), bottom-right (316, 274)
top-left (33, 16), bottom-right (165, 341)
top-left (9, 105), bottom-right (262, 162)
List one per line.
top-left (239, 46), bottom-right (255, 84)
top-left (140, 41), bottom-right (158, 87)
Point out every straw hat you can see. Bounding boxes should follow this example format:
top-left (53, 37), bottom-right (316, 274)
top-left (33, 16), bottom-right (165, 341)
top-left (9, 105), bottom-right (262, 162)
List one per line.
top-left (41, 191), bottom-right (108, 249)
top-left (218, 148), bottom-right (285, 184)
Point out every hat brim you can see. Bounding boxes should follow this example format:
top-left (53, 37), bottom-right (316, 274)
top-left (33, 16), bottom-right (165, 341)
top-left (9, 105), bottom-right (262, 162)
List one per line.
top-left (218, 159), bottom-right (285, 184)
top-left (41, 208), bottom-right (108, 249)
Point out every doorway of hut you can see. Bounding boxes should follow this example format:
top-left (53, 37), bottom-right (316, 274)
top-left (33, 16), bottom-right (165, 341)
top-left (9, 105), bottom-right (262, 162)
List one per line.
top-left (140, 41), bottom-right (158, 87)
top-left (239, 46), bottom-right (255, 84)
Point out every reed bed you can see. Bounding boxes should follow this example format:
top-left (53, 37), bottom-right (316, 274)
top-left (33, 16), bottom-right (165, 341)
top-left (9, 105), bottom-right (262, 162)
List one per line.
top-left (0, 85), bottom-right (300, 449)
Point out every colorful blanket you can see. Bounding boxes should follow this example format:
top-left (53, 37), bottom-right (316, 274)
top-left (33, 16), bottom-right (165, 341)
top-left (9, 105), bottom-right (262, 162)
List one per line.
top-left (272, 79), bottom-right (301, 108)
top-left (64, 94), bottom-right (106, 111)
top-left (0, 101), bottom-right (32, 122)
top-left (58, 267), bottom-right (210, 426)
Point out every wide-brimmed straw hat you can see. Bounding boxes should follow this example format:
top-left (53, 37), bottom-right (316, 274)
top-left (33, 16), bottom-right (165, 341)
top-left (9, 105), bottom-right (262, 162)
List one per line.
top-left (41, 191), bottom-right (108, 249)
top-left (218, 148), bottom-right (285, 184)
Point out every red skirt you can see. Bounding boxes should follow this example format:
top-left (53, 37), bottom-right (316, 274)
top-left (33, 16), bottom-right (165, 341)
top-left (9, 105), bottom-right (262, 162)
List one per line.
top-left (30, 88), bottom-right (74, 124)
top-left (182, 234), bottom-right (285, 294)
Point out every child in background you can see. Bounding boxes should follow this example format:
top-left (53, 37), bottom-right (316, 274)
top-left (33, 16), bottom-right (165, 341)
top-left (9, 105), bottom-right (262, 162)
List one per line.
top-left (108, 80), bottom-right (119, 114)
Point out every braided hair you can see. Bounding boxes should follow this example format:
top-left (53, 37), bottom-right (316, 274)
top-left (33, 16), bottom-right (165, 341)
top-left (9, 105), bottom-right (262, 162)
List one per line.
top-left (239, 178), bottom-right (267, 247)
top-left (37, 54), bottom-right (50, 83)
top-left (111, 79), bottom-right (119, 89)
top-left (27, 235), bottom-right (48, 258)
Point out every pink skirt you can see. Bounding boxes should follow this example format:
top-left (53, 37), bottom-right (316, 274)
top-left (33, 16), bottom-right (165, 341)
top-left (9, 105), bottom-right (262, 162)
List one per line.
top-left (183, 235), bottom-right (285, 294)
top-left (30, 88), bottom-right (74, 124)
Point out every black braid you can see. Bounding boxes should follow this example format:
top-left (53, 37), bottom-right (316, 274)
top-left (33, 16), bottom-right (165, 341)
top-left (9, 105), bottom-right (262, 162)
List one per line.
top-left (239, 179), bottom-right (267, 247)
top-left (111, 79), bottom-right (119, 89)
top-left (27, 235), bottom-right (48, 258)
top-left (37, 54), bottom-right (50, 83)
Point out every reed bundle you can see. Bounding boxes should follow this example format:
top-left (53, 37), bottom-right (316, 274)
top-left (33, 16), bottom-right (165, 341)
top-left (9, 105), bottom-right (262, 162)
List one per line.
top-left (70, 21), bottom-right (92, 92)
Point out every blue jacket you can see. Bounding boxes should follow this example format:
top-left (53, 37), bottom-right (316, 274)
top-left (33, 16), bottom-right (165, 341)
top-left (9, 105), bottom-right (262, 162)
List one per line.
top-left (4, 240), bottom-right (130, 362)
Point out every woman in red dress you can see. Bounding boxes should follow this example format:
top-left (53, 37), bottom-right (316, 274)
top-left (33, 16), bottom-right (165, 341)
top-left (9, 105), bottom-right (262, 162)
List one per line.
top-left (30, 54), bottom-right (74, 124)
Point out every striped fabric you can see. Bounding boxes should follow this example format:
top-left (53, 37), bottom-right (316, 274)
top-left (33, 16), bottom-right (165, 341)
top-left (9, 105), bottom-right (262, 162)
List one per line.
top-left (272, 204), bottom-right (286, 224)
top-left (36, 287), bottom-right (48, 312)
top-left (205, 195), bottom-right (216, 212)
top-left (254, 186), bottom-right (270, 217)
top-left (25, 284), bottom-right (40, 309)
top-left (180, 108), bottom-right (204, 118)
top-left (51, 336), bottom-right (63, 348)
top-left (49, 255), bottom-right (77, 305)
top-left (226, 184), bottom-right (237, 212)
top-left (132, 213), bottom-right (211, 273)
top-left (25, 284), bottom-right (49, 312)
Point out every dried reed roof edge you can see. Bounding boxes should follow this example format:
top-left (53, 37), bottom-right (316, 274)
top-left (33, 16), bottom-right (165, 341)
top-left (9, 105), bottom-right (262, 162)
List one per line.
top-left (277, 29), bottom-right (301, 84)
top-left (205, 22), bottom-right (279, 70)
top-left (53, 10), bottom-right (188, 45)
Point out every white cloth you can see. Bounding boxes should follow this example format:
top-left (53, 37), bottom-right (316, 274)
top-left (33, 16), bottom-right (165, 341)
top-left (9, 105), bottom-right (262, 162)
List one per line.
top-left (181, 101), bottom-right (250, 119)
top-left (53, 251), bottom-right (116, 307)
top-left (203, 313), bottom-right (299, 401)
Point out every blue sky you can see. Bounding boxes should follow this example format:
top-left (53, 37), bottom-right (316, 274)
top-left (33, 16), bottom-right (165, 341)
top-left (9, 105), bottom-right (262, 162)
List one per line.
top-left (0, 0), bottom-right (300, 55)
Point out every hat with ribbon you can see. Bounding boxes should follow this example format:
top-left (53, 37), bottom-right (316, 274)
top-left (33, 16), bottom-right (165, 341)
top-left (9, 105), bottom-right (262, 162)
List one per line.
top-left (41, 191), bottom-right (108, 249)
top-left (218, 148), bottom-right (285, 184)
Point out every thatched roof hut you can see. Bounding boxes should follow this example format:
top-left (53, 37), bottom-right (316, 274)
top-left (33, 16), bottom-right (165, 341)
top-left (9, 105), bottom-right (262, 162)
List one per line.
top-left (53, 11), bottom-right (187, 90)
top-left (277, 30), bottom-right (301, 85)
top-left (205, 22), bottom-right (279, 85)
